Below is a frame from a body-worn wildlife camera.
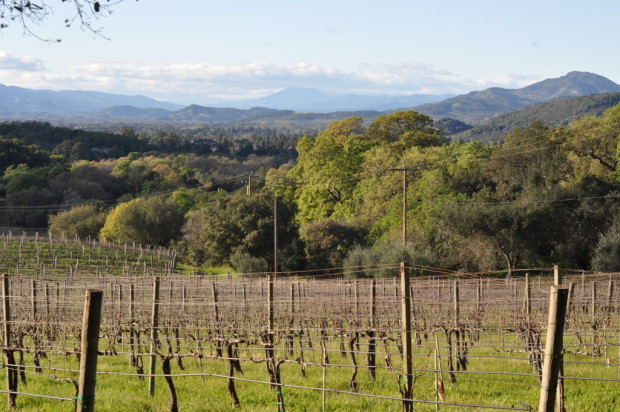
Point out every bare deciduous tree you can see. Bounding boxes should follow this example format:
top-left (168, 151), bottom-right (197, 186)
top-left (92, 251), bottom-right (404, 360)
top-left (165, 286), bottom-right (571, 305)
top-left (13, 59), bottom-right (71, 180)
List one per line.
top-left (0, 0), bottom-right (130, 41)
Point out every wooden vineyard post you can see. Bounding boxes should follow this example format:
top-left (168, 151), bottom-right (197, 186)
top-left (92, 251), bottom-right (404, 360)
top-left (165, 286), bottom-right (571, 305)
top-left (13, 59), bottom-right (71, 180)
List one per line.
top-left (76, 290), bottom-right (103, 412)
top-left (288, 282), bottom-right (295, 355)
top-left (354, 280), bottom-right (359, 326)
top-left (368, 278), bottom-right (377, 381)
top-left (243, 283), bottom-right (247, 320)
top-left (566, 283), bottom-right (575, 315)
top-left (149, 277), bottom-right (161, 397)
top-left (525, 274), bottom-right (531, 317)
top-left (453, 278), bottom-right (460, 327)
top-left (476, 278), bottom-right (482, 314)
top-left (538, 285), bottom-right (569, 412)
top-left (606, 278), bottom-right (614, 325)
top-left (552, 267), bottom-right (566, 411)
top-left (212, 282), bottom-right (222, 357)
top-left (268, 275), bottom-right (274, 351)
top-left (592, 281), bottom-right (600, 357)
top-left (400, 262), bottom-right (413, 412)
top-left (129, 283), bottom-right (136, 367)
top-left (44, 283), bottom-right (50, 318)
top-left (266, 273), bottom-right (284, 412)
top-left (592, 281), bottom-right (597, 325)
top-left (2, 274), bottom-right (17, 409)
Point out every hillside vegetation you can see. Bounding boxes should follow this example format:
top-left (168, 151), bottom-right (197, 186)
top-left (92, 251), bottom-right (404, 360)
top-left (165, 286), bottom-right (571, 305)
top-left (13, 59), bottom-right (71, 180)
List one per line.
top-left (415, 71), bottom-right (620, 123)
top-left (1, 104), bottom-right (619, 275)
top-left (452, 92), bottom-right (620, 143)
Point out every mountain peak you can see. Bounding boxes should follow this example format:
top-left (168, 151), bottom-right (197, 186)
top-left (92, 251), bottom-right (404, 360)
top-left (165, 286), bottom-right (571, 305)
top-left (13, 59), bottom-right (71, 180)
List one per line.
top-left (414, 71), bottom-right (620, 124)
top-left (521, 71), bottom-right (620, 101)
top-left (564, 70), bottom-right (608, 80)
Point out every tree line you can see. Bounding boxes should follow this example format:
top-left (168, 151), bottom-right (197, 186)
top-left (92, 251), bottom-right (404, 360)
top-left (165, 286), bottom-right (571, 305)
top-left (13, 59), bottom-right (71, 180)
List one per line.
top-left (1, 106), bottom-right (619, 275)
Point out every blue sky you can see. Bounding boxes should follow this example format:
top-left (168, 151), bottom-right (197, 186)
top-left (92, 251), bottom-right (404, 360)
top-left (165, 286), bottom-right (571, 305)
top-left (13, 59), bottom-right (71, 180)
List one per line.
top-left (1, 0), bottom-right (618, 105)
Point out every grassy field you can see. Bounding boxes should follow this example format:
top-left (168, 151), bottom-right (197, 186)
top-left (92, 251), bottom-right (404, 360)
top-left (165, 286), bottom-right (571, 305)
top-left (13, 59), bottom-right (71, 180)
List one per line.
top-left (3, 333), bottom-right (620, 412)
top-left (1, 235), bottom-right (618, 411)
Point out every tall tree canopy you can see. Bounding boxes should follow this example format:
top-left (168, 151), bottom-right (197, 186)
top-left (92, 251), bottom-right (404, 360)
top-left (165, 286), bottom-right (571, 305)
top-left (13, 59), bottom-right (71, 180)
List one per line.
top-left (99, 196), bottom-right (184, 246)
top-left (182, 192), bottom-right (303, 270)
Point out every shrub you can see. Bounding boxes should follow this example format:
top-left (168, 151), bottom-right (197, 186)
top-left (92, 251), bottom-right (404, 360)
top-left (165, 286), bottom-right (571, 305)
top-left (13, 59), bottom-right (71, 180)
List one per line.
top-left (302, 219), bottom-right (366, 269)
top-left (100, 196), bottom-right (184, 246)
top-left (343, 239), bottom-right (416, 278)
top-left (229, 251), bottom-right (269, 274)
top-left (592, 219), bottom-right (620, 272)
top-left (48, 204), bottom-right (107, 239)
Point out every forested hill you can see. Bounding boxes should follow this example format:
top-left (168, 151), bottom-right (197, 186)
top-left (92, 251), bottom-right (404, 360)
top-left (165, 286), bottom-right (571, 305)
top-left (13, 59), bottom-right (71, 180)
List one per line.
top-left (0, 121), bottom-right (148, 161)
top-left (414, 71), bottom-right (620, 124)
top-left (1, 106), bottom-right (620, 275)
top-left (450, 92), bottom-right (620, 143)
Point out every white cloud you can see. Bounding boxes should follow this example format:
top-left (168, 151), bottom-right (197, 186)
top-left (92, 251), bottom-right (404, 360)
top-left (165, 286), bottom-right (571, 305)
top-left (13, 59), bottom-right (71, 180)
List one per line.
top-left (0, 51), bottom-right (45, 71)
top-left (469, 74), bottom-right (539, 90)
top-left (0, 56), bottom-right (543, 103)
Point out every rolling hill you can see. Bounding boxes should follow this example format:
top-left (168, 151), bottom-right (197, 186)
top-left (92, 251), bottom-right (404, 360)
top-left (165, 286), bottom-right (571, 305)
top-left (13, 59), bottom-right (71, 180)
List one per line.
top-left (450, 92), bottom-right (620, 143)
top-left (414, 71), bottom-right (620, 124)
top-left (0, 84), bottom-right (182, 116)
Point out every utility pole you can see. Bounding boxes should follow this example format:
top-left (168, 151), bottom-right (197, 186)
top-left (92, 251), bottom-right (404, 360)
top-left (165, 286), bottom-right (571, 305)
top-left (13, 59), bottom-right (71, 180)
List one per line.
top-left (389, 164), bottom-right (419, 246)
top-left (246, 172), bottom-right (254, 196)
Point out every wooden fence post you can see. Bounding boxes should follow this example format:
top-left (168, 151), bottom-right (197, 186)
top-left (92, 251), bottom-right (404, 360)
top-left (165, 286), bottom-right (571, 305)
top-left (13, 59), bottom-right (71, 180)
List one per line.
top-left (553, 265), bottom-right (561, 286)
top-left (367, 278), bottom-right (377, 381)
top-left (30, 279), bottom-right (37, 321)
top-left (524, 274), bottom-right (531, 317)
top-left (76, 290), bottom-right (103, 412)
top-left (268, 275), bottom-right (274, 348)
top-left (476, 278), bottom-right (482, 314)
top-left (2, 274), bottom-right (17, 409)
top-left (538, 285), bottom-right (569, 412)
top-left (555, 281), bottom-right (577, 412)
top-left (129, 283), bottom-right (136, 367)
top-left (354, 280), bottom-right (359, 326)
top-left (149, 277), bottom-right (161, 397)
top-left (212, 282), bottom-right (222, 357)
top-left (400, 262), bottom-right (413, 412)
top-left (453, 278), bottom-right (460, 327)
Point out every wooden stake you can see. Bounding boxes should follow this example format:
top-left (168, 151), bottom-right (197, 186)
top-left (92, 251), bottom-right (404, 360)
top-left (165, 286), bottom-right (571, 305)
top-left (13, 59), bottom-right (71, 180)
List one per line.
top-left (367, 279), bottom-right (377, 381)
top-left (524, 274), bottom-right (531, 317)
top-left (453, 278), bottom-right (460, 327)
top-left (400, 262), bottom-right (413, 412)
top-left (476, 278), bottom-right (481, 314)
top-left (149, 277), bottom-right (160, 397)
top-left (76, 290), bottom-right (103, 412)
top-left (2, 274), bottom-right (17, 409)
top-left (538, 286), bottom-right (569, 412)
top-left (129, 283), bottom-right (136, 367)
top-left (354, 280), bottom-right (359, 326)
top-left (30, 279), bottom-right (37, 322)
top-left (268, 275), bottom-right (274, 345)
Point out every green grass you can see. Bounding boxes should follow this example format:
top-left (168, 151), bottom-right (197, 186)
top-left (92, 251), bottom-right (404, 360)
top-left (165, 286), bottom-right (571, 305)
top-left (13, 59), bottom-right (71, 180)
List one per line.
top-left (3, 336), bottom-right (619, 412)
top-left (175, 263), bottom-right (236, 277)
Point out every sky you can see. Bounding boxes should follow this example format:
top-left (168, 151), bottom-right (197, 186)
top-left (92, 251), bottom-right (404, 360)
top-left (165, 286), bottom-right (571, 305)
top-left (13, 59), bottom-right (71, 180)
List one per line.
top-left (1, 0), bottom-right (619, 105)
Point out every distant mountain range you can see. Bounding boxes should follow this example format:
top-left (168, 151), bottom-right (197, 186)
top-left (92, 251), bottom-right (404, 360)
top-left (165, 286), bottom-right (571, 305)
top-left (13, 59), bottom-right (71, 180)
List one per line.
top-left (225, 87), bottom-right (455, 112)
top-left (1, 71), bottom-right (620, 141)
top-left (415, 71), bottom-right (620, 124)
top-left (0, 83), bottom-right (452, 118)
top-left (0, 84), bottom-right (182, 116)
top-left (451, 92), bottom-right (620, 142)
